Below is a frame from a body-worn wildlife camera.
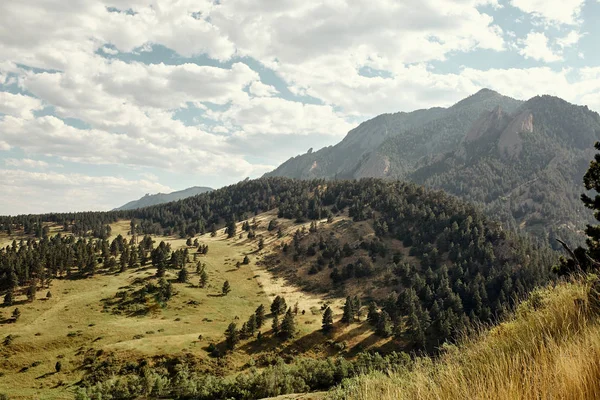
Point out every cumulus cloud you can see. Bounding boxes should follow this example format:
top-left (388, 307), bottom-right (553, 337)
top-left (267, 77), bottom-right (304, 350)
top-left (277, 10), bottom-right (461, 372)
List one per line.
top-left (518, 32), bottom-right (562, 62)
top-left (0, 0), bottom-right (597, 214)
top-left (4, 158), bottom-right (51, 169)
top-left (0, 92), bottom-right (43, 119)
top-left (0, 169), bottom-right (175, 214)
top-left (510, 0), bottom-right (586, 25)
top-left (0, 115), bottom-right (274, 177)
top-left (556, 30), bottom-right (582, 48)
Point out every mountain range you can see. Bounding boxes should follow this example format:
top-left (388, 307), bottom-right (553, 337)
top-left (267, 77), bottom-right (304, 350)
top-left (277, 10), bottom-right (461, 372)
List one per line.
top-left (267, 89), bottom-right (600, 247)
top-left (113, 186), bottom-right (213, 211)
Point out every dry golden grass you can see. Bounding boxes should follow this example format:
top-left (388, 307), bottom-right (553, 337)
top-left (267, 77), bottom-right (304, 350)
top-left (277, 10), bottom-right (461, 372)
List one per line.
top-left (1, 214), bottom-right (375, 399)
top-left (328, 279), bottom-right (600, 400)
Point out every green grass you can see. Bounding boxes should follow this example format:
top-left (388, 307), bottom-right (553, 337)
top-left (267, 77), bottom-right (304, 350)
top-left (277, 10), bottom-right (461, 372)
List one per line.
top-left (0, 213), bottom-right (371, 399)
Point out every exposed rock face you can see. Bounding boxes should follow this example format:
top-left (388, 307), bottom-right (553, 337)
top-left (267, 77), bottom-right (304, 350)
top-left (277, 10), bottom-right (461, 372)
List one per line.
top-left (265, 89), bottom-right (522, 180)
top-left (498, 110), bottom-right (533, 157)
top-left (355, 155), bottom-right (390, 178)
top-left (465, 106), bottom-right (506, 143)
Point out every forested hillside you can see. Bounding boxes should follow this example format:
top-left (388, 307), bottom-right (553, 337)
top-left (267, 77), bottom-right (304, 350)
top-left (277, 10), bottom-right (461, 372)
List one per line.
top-left (411, 95), bottom-right (600, 247)
top-left (1, 178), bottom-right (554, 350)
top-left (267, 91), bottom-right (600, 247)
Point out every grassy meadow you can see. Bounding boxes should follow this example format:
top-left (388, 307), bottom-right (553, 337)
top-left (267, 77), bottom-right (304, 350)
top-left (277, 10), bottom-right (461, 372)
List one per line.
top-left (0, 211), bottom-right (384, 399)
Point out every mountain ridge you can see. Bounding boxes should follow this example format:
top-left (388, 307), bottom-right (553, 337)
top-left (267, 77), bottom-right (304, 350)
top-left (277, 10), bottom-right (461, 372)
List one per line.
top-left (113, 185), bottom-right (213, 211)
top-left (266, 89), bottom-right (600, 246)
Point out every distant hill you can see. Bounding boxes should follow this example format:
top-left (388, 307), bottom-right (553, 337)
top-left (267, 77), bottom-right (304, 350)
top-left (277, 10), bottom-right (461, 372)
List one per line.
top-left (267, 89), bottom-right (600, 247)
top-left (113, 186), bottom-right (213, 210)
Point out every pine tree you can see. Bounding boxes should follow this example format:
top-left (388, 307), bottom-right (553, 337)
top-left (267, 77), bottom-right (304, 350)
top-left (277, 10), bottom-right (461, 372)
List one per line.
top-left (55, 361), bottom-right (62, 373)
top-left (341, 296), bottom-right (354, 323)
top-left (247, 314), bottom-right (257, 336)
top-left (255, 304), bottom-right (266, 328)
top-left (280, 308), bottom-right (296, 340)
top-left (367, 302), bottom-right (379, 326)
top-left (242, 255), bottom-right (250, 265)
top-left (27, 281), bottom-right (37, 302)
top-left (270, 296), bottom-right (287, 316)
top-left (128, 247), bottom-right (139, 269)
top-left (3, 290), bottom-right (14, 306)
top-left (272, 313), bottom-right (280, 334)
top-left (177, 268), bottom-right (189, 283)
top-left (322, 306), bottom-right (334, 332)
top-left (225, 322), bottom-right (239, 350)
top-left (222, 280), bottom-right (231, 296)
top-left (199, 270), bottom-right (208, 288)
top-left (12, 308), bottom-right (21, 321)
top-left (376, 310), bottom-right (392, 337)
top-left (352, 296), bottom-right (362, 321)
top-left (226, 219), bottom-right (237, 238)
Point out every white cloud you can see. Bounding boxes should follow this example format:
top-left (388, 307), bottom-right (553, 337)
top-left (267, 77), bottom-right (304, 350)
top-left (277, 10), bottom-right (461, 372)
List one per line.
top-left (0, 92), bottom-right (43, 119)
top-left (209, 96), bottom-right (354, 136)
top-left (556, 30), bottom-right (582, 48)
top-left (0, 169), bottom-right (175, 214)
top-left (0, 0), bottom-right (597, 215)
top-left (461, 66), bottom-right (600, 113)
top-left (510, 0), bottom-right (585, 25)
top-left (0, 114), bottom-right (274, 178)
top-left (248, 81), bottom-right (279, 97)
top-left (4, 158), bottom-right (50, 169)
top-left (518, 32), bottom-right (562, 62)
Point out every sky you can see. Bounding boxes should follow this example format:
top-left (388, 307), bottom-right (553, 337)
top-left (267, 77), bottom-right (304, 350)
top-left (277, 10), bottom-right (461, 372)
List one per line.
top-left (0, 0), bottom-right (599, 215)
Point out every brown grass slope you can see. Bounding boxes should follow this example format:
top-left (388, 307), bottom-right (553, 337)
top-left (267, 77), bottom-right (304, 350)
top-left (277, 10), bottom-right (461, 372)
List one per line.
top-left (328, 278), bottom-right (600, 400)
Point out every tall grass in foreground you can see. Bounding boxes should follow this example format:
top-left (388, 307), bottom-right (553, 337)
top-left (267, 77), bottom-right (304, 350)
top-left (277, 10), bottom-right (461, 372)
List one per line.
top-left (329, 279), bottom-right (600, 400)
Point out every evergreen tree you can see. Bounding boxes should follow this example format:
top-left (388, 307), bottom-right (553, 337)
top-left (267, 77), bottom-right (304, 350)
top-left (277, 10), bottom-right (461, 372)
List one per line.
top-left (341, 296), bottom-right (354, 323)
top-left (226, 219), bottom-right (237, 238)
top-left (255, 304), bottom-right (266, 328)
top-left (199, 270), bottom-right (208, 288)
top-left (247, 314), bottom-right (257, 336)
top-left (128, 247), bottom-right (139, 269)
top-left (3, 290), bottom-right (14, 306)
top-left (55, 361), bottom-right (62, 373)
top-left (280, 308), bottom-right (296, 340)
top-left (270, 296), bottom-right (287, 316)
top-left (322, 306), bottom-right (334, 332)
top-left (271, 313), bottom-right (280, 334)
top-left (352, 296), bottom-right (362, 321)
top-left (367, 302), bottom-right (379, 326)
top-left (27, 281), bottom-right (37, 302)
top-left (177, 268), bottom-right (189, 283)
top-left (225, 322), bottom-right (239, 350)
top-left (376, 310), bottom-right (392, 337)
top-left (12, 308), bottom-right (20, 321)
top-left (222, 280), bottom-right (231, 296)
top-left (242, 255), bottom-right (250, 265)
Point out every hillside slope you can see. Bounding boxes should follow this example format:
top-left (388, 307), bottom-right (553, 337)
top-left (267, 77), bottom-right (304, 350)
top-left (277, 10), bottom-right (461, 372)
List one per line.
top-left (0, 177), bottom-right (556, 399)
top-left (266, 89), bottom-right (521, 180)
top-left (113, 186), bottom-right (213, 211)
top-left (267, 91), bottom-right (600, 245)
top-left (410, 95), bottom-right (600, 245)
top-left (329, 279), bottom-right (600, 400)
